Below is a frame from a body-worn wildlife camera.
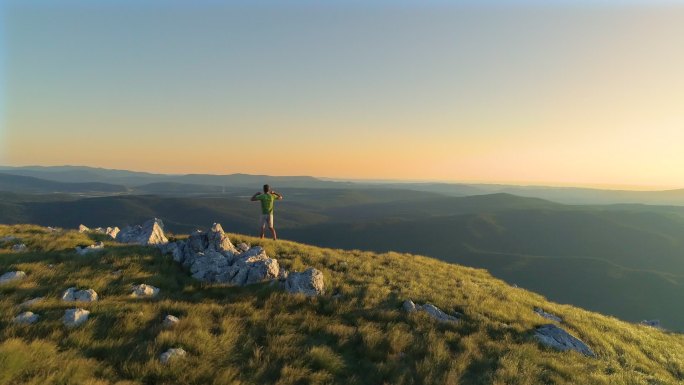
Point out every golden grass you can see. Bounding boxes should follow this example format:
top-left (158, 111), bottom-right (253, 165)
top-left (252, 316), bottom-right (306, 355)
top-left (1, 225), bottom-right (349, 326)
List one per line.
top-left (0, 224), bottom-right (683, 385)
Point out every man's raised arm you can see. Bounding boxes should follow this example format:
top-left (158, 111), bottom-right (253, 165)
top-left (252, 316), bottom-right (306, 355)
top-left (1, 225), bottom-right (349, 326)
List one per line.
top-left (272, 191), bottom-right (284, 200)
top-left (250, 192), bottom-right (261, 201)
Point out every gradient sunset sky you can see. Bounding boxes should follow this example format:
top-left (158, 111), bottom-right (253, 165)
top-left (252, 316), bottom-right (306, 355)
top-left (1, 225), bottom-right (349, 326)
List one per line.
top-left (1, 1), bottom-right (683, 188)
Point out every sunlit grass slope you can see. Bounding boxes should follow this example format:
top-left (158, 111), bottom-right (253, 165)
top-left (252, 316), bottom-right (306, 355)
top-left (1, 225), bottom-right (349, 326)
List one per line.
top-left (1, 224), bottom-right (683, 385)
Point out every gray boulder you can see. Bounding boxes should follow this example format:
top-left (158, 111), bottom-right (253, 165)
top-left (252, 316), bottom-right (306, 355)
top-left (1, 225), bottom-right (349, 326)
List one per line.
top-left (20, 297), bottom-right (44, 308)
top-left (78, 224), bottom-right (90, 233)
top-left (11, 244), bottom-right (28, 252)
top-left (131, 284), bottom-right (159, 298)
top-left (160, 348), bottom-right (186, 364)
top-left (159, 242), bottom-right (184, 262)
top-left (163, 315), bottom-right (180, 327)
top-left (189, 251), bottom-right (230, 281)
top-left (403, 300), bottom-right (461, 323)
top-left (63, 308), bottom-right (90, 327)
top-left (61, 287), bottom-right (98, 302)
top-left (0, 235), bottom-right (17, 243)
top-left (534, 307), bottom-right (563, 323)
top-left (285, 268), bottom-right (325, 296)
top-left (534, 324), bottom-right (595, 357)
top-left (402, 299), bottom-right (418, 313)
top-left (0, 271), bottom-right (26, 285)
top-left (236, 242), bottom-right (250, 252)
top-left (117, 218), bottom-right (168, 245)
top-left (14, 311), bottom-right (39, 325)
top-left (75, 242), bottom-right (105, 255)
top-left (640, 319), bottom-right (662, 329)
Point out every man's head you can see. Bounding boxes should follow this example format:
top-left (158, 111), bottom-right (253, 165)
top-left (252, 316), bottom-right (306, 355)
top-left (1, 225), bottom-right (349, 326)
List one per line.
top-left (263, 184), bottom-right (270, 193)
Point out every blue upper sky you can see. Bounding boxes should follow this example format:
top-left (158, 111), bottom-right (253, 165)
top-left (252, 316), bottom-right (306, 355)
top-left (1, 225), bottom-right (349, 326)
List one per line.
top-left (2, 0), bottom-right (683, 188)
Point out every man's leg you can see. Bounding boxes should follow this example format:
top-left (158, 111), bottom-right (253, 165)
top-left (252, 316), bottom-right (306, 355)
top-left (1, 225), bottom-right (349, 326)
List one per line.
top-left (259, 215), bottom-right (266, 239)
top-left (268, 214), bottom-right (276, 240)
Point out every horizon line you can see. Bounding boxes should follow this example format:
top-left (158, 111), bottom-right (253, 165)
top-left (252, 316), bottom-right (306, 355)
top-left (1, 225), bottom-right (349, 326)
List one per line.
top-left (1, 163), bottom-right (682, 192)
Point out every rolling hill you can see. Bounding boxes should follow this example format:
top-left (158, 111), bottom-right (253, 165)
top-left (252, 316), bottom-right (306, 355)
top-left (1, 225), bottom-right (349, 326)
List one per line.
top-left (0, 224), bottom-right (682, 384)
top-left (3, 165), bottom-right (684, 206)
top-left (2, 185), bottom-right (684, 330)
top-left (0, 173), bottom-right (129, 194)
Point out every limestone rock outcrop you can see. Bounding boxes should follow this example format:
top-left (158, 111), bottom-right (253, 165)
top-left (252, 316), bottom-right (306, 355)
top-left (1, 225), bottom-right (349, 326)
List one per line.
top-left (20, 297), bottom-right (44, 308)
top-left (116, 218), bottom-right (168, 245)
top-left (131, 284), bottom-right (160, 298)
top-left (534, 324), bottom-right (595, 357)
top-left (63, 308), bottom-right (90, 327)
top-left (0, 271), bottom-right (26, 285)
top-left (0, 235), bottom-right (17, 243)
top-left (163, 315), bottom-right (180, 327)
top-left (285, 268), bottom-right (325, 296)
top-left (105, 226), bottom-right (120, 239)
top-left (160, 224), bottom-right (280, 286)
top-left (160, 348), bottom-right (186, 364)
top-left (534, 307), bottom-right (563, 323)
top-left (640, 319), bottom-right (662, 329)
top-left (61, 287), bottom-right (98, 302)
top-left (403, 300), bottom-right (461, 323)
top-left (11, 244), bottom-right (28, 252)
top-left (75, 242), bottom-right (105, 255)
top-left (14, 311), bottom-right (39, 325)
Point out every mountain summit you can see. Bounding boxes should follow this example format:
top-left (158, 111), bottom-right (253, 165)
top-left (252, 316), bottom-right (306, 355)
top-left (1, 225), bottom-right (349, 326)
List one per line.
top-left (0, 222), bottom-right (682, 385)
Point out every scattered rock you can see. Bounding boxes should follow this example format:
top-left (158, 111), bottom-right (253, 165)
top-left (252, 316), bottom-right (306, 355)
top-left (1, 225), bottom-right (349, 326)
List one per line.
top-left (78, 224), bottom-right (90, 233)
top-left (105, 226), bottom-right (120, 239)
top-left (117, 218), bottom-right (168, 245)
top-left (534, 307), bottom-right (563, 323)
top-left (131, 284), bottom-right (160, 298)
top-left (285, 268), bottom-right (325, 296)
top-left (111, 269), bottom-right (124, 277)
top-left (75, 242), bottom-right (105, 255)
top-left (20, 297), bottom-right (44, 308)
top-left (11, 244), bottom-right (28, 252)
top-left (14, 311), bottom-right (39, 325)
top-left (640, 319), bottom-right (662, 329)
top-left (236, 242), bottom-right (250, 252)
top-left (160, 224), bottom-right (280, 286)
top-left (46, 226), bottom-right (59, 232)
top-left (160, 348), bottom-right (186, 364)
top-left (534, 324), bottom-right (595, 357)
top-left (61, 287), bottom-right (98, 302)
top-left (402, 300), bottom-right (461, 323)
top-left (0, 271), bottom-right (26, 285)
top-left (63, 308), bottom-right (90, 327)
top-left (0, 235), bottom-right (18, 243)
top-left (163, 315), bottom-right (180, 327)
top-left (402, 299), bottom-right (417, 313)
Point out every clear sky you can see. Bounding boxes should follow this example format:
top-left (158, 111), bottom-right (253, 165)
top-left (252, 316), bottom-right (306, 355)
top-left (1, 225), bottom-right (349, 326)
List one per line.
top-left (1, 0), bottom-right (683, 188)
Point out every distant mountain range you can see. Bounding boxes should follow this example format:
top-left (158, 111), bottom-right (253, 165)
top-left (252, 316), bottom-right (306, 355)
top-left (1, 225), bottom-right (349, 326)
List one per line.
top-left (2, 165), bottom-right (684, 205)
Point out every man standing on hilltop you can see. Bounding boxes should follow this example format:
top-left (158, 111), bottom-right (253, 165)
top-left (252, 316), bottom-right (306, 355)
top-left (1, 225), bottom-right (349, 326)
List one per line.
top-left (251, 184), bottom-right (283, 240)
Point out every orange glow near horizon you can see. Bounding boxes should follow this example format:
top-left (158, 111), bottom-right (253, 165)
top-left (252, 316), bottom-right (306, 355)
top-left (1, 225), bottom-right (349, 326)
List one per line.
top-left (2, 2), bottom-right (684, 190)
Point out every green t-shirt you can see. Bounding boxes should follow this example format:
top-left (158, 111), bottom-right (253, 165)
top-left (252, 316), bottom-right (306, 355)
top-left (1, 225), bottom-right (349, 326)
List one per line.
top-left (255, 193), bottom-right (276, 214)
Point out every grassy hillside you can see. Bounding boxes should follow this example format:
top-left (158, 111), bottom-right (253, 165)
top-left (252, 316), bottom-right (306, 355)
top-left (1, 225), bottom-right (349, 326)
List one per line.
top-left (3, 192), bottom-right (684, 329)
top-left (287, 209), bottom-right (684, 329)
top-left (1, 224), bottom-right (683, 385)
